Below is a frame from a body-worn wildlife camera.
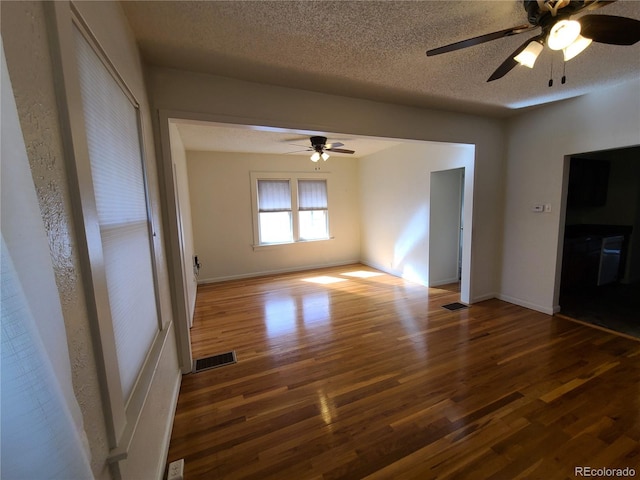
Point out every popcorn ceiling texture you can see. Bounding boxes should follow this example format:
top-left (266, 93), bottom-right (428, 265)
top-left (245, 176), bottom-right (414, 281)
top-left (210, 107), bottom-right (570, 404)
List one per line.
top-left (122, 0), bottom-right (640, 117)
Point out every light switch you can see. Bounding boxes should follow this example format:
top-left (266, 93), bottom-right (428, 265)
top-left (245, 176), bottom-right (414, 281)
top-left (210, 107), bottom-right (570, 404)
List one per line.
top-left (532, 204), bottom-right (544, 213)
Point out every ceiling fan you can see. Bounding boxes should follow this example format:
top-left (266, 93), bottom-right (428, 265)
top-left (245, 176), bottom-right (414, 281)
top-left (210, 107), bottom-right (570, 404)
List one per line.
top-left (290, 136), bottom-right (355, 162)
top-left (426, 0), bottom-right (640, 82)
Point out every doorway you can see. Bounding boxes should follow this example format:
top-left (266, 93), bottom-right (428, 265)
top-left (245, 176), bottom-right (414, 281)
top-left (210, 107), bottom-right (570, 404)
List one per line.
top-left (559, 145), bottom-right (640, 338)
top-left (429, 168), bottom-right (464, 287)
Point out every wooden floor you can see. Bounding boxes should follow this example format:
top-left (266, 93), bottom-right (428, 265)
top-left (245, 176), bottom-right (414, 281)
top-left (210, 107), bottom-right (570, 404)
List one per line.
top-left (167, 264), bottom-right (640, 479)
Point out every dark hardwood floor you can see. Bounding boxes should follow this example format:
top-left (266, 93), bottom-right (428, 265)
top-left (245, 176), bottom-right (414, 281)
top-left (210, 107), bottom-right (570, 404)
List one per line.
top-left (559, 282), bottom-right (640, 339)
top-left (167, 264), bottom-right (640, 479)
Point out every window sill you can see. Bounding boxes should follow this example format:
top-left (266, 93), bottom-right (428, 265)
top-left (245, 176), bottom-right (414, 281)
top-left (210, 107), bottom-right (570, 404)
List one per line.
top-left (252, 237), bottom-right (334, 251)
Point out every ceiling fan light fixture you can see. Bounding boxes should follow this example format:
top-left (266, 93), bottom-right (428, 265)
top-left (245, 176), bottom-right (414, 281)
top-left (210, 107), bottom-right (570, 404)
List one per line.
top-left (514, 40), bottom-right (544, 68)
top-left (321, 152), bottom-right (330, 161)
top-left (310, 151), bottom-right (321, 162)
top-left (563, 34), bottom-right (592, 61)
top-left (548, 19), bottom-right (581, 50)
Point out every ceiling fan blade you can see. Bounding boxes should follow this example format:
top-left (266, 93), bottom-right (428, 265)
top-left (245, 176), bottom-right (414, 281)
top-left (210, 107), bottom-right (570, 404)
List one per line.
top-left (584, 0), bottom-right (617, 11)
top-left (487, 34), bottom-right (544, 82)
top-left (426, 24), bottom-right (535, 56)
top-left (325, 142), bottom-right (344, 149)
top-left (285, 149), bottom-right (312, 154)
top-left (580, 15), bottom-right (640, 45)
top-left (325, 148), bottom-right (355, 154)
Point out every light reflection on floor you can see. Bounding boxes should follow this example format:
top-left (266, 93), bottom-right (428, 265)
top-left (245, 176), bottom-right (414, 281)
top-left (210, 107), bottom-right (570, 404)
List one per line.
top-left (340, 270), bottom-right (384, 279)
top-left (302, 292), bottom-right (330, 325)
top-left (316, 389), bottom-right (336, 431)
top-left (302, 275), bottom-right (347, 285)
top-left (264, 269), bottom-right (454, 343)
top-left (264, 291), bottom-right (331, 337)
top-left (264, 295), bottom-right (297, 336)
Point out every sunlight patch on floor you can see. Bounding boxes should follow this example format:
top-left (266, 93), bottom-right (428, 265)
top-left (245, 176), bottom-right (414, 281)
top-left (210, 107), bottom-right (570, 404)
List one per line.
top-left (340, 270), bottom-right (384, 279)
top-left (302, 276), bottom-right (348, 285)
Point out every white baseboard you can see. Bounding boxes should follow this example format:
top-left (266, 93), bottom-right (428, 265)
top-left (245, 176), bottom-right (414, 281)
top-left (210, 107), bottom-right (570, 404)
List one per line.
top-left (358, 260), bottom-right (405, 282)
top-left (496, 294), bottom-right (555, 315)
top-left (158, 371), bottom-right (181, 480)
top-left (429, 276), bottom-right (460, 287)
top-left (158, 323), bottom-right (183, 480)
top-left (198, 259), bottom-right (360, 285)
top-left (470, 292), bottom-right (497, 303)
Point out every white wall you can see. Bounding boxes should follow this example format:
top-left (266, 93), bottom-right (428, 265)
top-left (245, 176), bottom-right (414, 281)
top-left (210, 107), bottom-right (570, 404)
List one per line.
top-left (501, 79), bottom-right (640, 314)
top-left (1, 37), bottom-right (93, 477)
top-left (359, 142), bottom-right (474, 293)
top-left (187, 150), bottom-right (360, 282)
top-left (148, 68), bottom-right (506, 302)
top-left (1, 2), bottom-right (110, 477)
top-left (2, 1), bottom-right (182, 478)
top-left (169, 122), bottom-right (198, 319)
top-left (430, 168), bottom-right (464, 286)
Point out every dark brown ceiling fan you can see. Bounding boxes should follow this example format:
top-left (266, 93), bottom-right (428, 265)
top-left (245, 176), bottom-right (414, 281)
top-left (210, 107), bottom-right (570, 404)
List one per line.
top-left (426, 0), bottom-right (640, 82)
top-left (290, 136), bottom-right (355, 162)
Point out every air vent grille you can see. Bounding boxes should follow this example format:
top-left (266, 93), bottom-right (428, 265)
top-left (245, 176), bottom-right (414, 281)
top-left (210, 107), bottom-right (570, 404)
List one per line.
top-left (442, 302), bottom-right (469, 311)
top-left (192, 351), bottom-right (237, 373)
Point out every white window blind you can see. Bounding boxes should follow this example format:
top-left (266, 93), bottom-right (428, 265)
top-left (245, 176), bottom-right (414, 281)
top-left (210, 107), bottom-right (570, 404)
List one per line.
top-left (258, 180), bottom-right (291, 212)
top-left (298, 179), bottom-right (329, 240)
top-left (298, 180), bottom-right (328, 210)
top-left (75, 27), bottom-right (159, 400)
top-left (257, 180), bottom-right (292, 244)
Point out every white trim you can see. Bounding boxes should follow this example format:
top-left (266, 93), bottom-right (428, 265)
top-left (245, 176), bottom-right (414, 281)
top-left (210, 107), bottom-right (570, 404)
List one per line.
top-left (252, 236), bottom-right (335, 251)
top-left (250, 171), bottom-right (331, 247)
top-left (359, 260), bottom-right (424, 286)
top-left (157, 117), bottom-right (193, 375)
top-left (429, 277), bottom-right (460, 287)
top-left (197, 259), bottom-right (360, 284)
top-left (48, 2), bottom-right (172, 466)
top-left (496, 294), bottom-right (555, 315)
top-left (470, 292), bottom-right (497, 303)
top-left (154, 324), bottom-right (182, 480)
top-left (48, 0), bottom-right (126, 447)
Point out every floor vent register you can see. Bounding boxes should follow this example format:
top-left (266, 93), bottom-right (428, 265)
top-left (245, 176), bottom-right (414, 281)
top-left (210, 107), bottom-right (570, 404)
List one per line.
top-left (192, 351), bottom-right (237, 373)
top-left (442, 302), bottom-right (469, 311)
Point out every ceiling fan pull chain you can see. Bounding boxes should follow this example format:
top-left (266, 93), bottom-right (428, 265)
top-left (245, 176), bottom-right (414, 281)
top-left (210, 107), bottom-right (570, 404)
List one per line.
top-left (562, 61), bottom-right (567, 84)
top-left (548, 60), bottom-right (554, 87)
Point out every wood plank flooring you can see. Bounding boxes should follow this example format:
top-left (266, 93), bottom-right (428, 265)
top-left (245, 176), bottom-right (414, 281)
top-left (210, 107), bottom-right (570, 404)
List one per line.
top-left (167, 264), bottom-right (640, 479)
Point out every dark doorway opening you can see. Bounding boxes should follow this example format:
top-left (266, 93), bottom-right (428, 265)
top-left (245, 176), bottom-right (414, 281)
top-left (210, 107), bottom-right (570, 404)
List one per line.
top-left (559, 146), bottom-right (640, 338)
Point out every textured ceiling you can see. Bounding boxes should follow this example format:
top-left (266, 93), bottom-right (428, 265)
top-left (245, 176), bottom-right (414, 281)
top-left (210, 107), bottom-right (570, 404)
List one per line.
top-left (123, 1), bottom-right (640, 155)
top-left (122, 0), bottom-right (640, 118)
top-left (173, 121), bottom-right (404, 157)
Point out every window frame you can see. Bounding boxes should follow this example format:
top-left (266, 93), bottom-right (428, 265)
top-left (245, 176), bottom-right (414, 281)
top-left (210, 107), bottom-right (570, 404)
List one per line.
top-left (48, 2), bottom-right (170, 466)
top-left (256, 179), bottom-right (294, 244)
top-left (250, 172), bottom-right (331, 248)
top-left (297, 179), bottom-right (329, 241)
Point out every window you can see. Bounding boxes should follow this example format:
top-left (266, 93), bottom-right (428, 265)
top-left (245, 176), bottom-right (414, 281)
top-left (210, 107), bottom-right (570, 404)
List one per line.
top-left (298, 180), bottom-right (328, 240)
top-left (257, 180), bottom-right (293, 244)
top-left (252, 174), bottom-right (330, 246)
top-left (50, 4), bottom-right (172, 463)
top-left (75, 25), bottom-right (160, 401)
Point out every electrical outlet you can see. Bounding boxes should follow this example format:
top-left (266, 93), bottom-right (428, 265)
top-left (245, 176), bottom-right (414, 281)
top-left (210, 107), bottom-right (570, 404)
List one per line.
top-left (167, 459), bottom-right (184, 480)
top-left (544, 204), bottom-right (552, 213)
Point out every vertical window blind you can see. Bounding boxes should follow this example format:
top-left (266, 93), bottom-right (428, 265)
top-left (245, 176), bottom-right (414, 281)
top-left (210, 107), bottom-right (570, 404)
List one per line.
top-left (257, 180), bottom-right (291, 212)
top-left (75, 27), bottom-right (159, 400)
top-left (298, 180), bottom-right (328, 210)
top-left (257, 180), bottom-right (293, 244)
